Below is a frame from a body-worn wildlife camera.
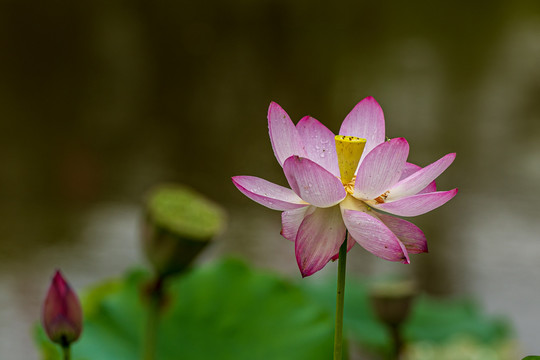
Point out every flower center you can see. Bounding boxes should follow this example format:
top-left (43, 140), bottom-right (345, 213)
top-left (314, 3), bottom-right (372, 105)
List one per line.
top-left (340, 193), bottom-right (371, 213)
top-left (335, 135), bottom-right (366, 185)
top-left (343, 176), bottom-right (356, 195)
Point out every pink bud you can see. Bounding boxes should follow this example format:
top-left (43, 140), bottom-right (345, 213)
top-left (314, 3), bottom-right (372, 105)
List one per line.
top-left (42, 270), bottom-right (83, 345)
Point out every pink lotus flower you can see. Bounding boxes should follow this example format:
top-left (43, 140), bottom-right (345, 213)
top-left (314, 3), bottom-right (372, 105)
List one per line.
top-left (232, 97), bottom-right (457, 277)
top-left (42, 270), bottom-right (83, 345)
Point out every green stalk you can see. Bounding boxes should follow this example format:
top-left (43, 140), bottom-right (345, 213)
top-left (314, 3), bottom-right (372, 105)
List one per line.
top-left (61, 342), bottom-right (70, 360)
top-left (143, 277), bottom-right (164, 360)
top-left (333, 233), bottom-right (348, 360)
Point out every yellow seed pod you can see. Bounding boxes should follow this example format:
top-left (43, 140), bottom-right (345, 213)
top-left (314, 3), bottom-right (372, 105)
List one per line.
top-left (335, 135), bottom-right (366, 184)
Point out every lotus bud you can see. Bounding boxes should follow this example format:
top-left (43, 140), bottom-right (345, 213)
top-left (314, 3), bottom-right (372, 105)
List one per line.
top-left (42, 270), bottom-right (83, 346)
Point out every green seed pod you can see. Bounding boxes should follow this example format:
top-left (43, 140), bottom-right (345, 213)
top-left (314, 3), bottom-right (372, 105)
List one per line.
top-left (143, 184), bottom-right (226, 278)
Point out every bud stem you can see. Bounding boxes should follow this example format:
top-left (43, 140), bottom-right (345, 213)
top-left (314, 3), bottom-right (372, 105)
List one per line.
top-left (143, 277), bottom-right (165, 360)
top-left (61, 342), bottom-right (71, 360)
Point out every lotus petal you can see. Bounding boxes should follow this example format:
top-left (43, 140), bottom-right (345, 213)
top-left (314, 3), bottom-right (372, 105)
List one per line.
top-left (297, 116), bottom-right (339, 177)
top-left (387, 153), bottom-right (455, 201)
top-left (281, 206), bottom-right (311, 242)
top-left (283, 156), bottom-right (346, 208)
top-left (339, 97), bottom-right (386, 163)
top-left (295, 206), bottom-right (346, 277)
top-left (232, 176), bottom-right (307, 211)
top-left (354, 138), bottom-right (409, 200)
top-left (401, 162), bottom-right (437, 194)
top-left (373, 189), bottom-right (458, 217)
top-left (268, 102), bottom-right (307, 166)
top-left (376, 213), bottom-right (427, 254)
top-left (342, 209), bottom-right (409, 263)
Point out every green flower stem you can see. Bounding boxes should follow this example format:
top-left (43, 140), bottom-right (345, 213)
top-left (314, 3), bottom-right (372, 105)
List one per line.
top-left (389, 323), bottom-right (402, 359)
top-left (144, 277), bottom-right (164, 360)
top-left (333, 233), bottom-right (348, 360)
top-left (61, 343), bottom-right (70, 360)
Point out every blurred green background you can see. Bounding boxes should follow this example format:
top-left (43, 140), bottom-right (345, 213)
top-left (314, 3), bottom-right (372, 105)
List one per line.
top-left (1, 0), bottom-right (539, 358)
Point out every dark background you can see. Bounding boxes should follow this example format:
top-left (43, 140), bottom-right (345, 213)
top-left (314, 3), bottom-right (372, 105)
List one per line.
top-left (1, 1), bottom-right (539, 357)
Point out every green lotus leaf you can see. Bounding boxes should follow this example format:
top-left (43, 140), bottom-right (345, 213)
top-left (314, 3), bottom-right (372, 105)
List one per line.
top-left (36, 258), bottom-right (334, 360)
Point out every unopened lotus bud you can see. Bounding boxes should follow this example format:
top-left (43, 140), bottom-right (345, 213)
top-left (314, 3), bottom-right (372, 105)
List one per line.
top-left (42, 270), bottom-right (83, 346)
top-left (143, 184), bottom-right (226, 278)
